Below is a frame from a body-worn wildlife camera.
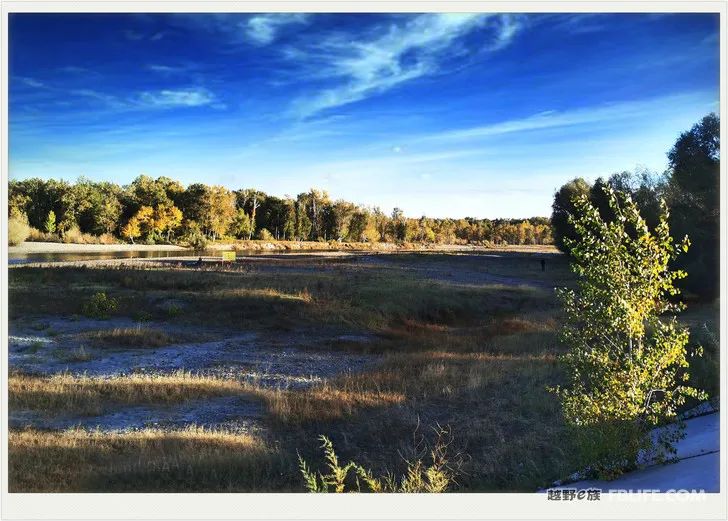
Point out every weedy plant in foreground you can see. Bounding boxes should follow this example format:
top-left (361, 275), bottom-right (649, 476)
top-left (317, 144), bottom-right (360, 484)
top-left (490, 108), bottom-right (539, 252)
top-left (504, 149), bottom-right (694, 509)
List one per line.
top-left (299, 425), bottom-right (458, 492)
top-left (551, 185), bottom-right (707, 479)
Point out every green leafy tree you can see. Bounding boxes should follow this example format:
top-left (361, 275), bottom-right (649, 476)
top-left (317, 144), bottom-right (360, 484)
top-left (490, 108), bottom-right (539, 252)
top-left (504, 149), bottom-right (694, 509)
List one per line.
top-left (552, 185), bottom-right (706, 478)
top-left (551, 177), bottom-right (591, 255)
top-left (294, 196), bottom-right (312, 240)
top-left (182, 184), bottom-right (235, 240)
top-left (44, 210), bottom-right (57, 234)
top-left (666, 113), bottom-right (720, 299)
top-left (229, 208), bottom-right (253, 239)
top-left (130, 174), bottom-right (172, 208)
top-left (347, 211), bottom-right (369, 242)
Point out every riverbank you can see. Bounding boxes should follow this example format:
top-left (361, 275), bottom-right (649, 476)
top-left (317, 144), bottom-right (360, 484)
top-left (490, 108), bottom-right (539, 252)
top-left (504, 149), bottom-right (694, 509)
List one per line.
top-left (12, 240), bottom-right (558, 256)
top-left (10, 242), bottom-right (187, 255)
top-left (208, 240), bottom-right (558, 254)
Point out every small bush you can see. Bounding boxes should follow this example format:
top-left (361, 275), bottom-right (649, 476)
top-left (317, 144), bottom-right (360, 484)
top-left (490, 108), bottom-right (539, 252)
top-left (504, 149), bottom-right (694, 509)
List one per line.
top-left (9, 216), bottom-right (31, 246)
top-left (82, 292), bottom-right (119, 319)
top-left (257, 228), bottom-right (274, 241)
top-left (27, 228), bottom-right (61, 242)
top-left (97, 233), bottom-right (118, 245)
top-left (62, 226), bottom-right (98, 244)
top-left (167, 304), bottom-right (182, 318)
top-left (185, 231), bottom-right (208, 252)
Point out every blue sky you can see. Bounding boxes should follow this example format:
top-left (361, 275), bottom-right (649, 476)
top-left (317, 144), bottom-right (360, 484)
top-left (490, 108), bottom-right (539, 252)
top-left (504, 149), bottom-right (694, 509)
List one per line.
top-left (9, 13), bottom-right (720, 218)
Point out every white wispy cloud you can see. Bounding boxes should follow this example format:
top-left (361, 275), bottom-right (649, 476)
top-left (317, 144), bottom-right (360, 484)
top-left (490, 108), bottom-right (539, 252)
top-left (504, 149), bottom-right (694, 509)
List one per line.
top-left (289, 14), bottom-right (523, 117)
top-left (146, 64), bottom-right (191, 75)
top-left (123, 29), bottom-right (145, 41)
top-left (416, 93), bottom-right (717, 144)
top-left (137, 87), bottom-right (218, 108)
top-left (71, 88), bottom-right (127, 109)
top-left (17, 76), bottom-right (46, 88)
top-left (58, 66), bottom-right (89, 74)
top-left (245, 14), bottom-right (309, 45)
top-left (124, 29), bottom-right (166, 42)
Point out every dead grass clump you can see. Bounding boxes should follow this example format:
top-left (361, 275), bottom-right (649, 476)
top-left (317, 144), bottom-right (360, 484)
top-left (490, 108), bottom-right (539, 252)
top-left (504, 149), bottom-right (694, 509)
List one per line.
top-left (59, 227), bottom-right (117, 245)
top-left (485, 316), bottom-right (557, 337)
top-left (398, 318), bottom-right (450, 334)
top-left (9, 372), bottom-right (250, 416)
top-left (86, 327), bottom-right (176, 348)
top-left (264, 385), bottom-right (405, 424)
top-left (50, 346), bottom-right (94, 362)
top-left (27, 228), bottom-right (61, 242)
top-left (8, 427), bottom-right (287, 492)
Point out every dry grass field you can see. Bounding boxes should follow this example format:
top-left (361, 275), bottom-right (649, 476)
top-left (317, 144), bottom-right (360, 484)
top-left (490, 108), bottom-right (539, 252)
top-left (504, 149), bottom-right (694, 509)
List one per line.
top-left (7, 250), bottom-right (718, 492)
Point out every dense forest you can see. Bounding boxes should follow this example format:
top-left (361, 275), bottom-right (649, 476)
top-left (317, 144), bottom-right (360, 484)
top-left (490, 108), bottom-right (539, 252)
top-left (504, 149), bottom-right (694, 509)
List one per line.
top-left (8, 178), bottom-right (552, 247)
top-left (550, 113), bottom-right (720, 299)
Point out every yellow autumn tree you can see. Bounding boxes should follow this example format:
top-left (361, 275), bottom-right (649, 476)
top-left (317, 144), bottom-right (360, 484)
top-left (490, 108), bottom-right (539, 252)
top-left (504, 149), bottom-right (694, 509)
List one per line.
top-left (122, 206), bottom-right (154, 243)
top-left (121, 217), bottom-right (141, 244)
top-left (154, 203), bottom-right (183, 242)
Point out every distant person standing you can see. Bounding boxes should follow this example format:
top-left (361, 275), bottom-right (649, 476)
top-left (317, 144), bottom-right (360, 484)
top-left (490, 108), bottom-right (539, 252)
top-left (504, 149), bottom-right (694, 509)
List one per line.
top-left (540, 258), bottom-right (546, 272)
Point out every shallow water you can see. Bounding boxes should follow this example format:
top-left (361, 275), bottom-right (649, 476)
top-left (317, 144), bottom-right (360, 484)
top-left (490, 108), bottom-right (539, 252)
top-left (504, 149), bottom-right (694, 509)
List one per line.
top-left (8, 247), bottom-right (344, 264)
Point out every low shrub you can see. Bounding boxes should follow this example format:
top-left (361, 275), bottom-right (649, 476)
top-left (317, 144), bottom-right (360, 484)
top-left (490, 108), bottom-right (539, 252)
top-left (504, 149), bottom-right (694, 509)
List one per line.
top-left (9, 216), bottom-right (31, 246)
top-left (185, 230), bottom-right (208, 252)
top-left (167, 304), bottom-right (183, 318)
top-left (97, 233), bottom-right (118, 245)
top-left (257, 228), bottom-right (274, 241)
top-left (62, 226), bottom-right (96, 244)
top-left (27, 228), bottom-right (61, 243)
top-left (82, 292), bottom-right (119, 319)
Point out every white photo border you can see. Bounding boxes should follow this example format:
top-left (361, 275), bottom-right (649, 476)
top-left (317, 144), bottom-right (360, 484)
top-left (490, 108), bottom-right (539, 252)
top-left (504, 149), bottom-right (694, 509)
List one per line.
top-left (1, 1), bottom-right (725, 519)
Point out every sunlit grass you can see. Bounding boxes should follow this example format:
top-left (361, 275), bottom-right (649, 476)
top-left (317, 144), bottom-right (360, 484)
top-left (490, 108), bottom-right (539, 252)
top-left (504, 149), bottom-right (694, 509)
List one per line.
top-left (9, 371), bottom-right (253, 416)
top-left (6, 253), bottom-right (717, 492)
top-left (8, 426), bottom-right (288, 492)
top-left (83, 327), bottom-right (177, 347)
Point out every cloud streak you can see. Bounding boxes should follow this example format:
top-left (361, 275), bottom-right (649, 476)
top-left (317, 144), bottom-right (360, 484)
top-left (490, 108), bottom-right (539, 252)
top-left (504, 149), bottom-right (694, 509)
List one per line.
top-left (289, 14), bottom-right (523, 117)
top-left (245, 14), bottom-right (309, 45)
top-left (137, 87), bottom-right (218, 108)
top-left (416, 92), bottom-right (717, 144)
top-left (16, 76), bottom-right (46, 88)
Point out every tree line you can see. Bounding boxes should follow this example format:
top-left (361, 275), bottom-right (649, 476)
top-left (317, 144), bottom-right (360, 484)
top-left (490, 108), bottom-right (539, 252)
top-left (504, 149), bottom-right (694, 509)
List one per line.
top-left (8, 177), bottom-right (552, 247)
top-left (551, 113), bottom-right (720, 299)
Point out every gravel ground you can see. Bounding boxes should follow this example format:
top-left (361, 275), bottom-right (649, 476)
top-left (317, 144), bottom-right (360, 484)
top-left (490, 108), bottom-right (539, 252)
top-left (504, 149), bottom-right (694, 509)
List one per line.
top-left (9, 315), bottom-right (380, 432)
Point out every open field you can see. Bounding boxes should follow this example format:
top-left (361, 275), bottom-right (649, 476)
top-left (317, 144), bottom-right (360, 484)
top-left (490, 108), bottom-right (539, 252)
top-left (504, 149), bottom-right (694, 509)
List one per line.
top-left (7, 250), bottom-right (718, 492)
